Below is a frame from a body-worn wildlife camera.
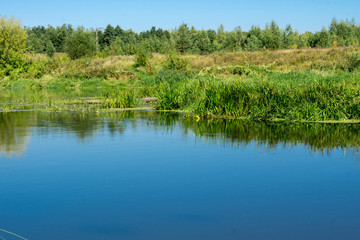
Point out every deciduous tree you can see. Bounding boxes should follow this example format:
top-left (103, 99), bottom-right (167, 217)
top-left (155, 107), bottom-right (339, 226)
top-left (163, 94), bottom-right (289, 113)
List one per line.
top-left (0, 16), bottom-right (28, 75)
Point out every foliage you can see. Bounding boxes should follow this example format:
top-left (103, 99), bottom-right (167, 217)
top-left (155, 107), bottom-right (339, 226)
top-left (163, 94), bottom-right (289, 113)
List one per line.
top-left (46, 40), bottom-right (56, 58)
top-left (134, 51), bottom-right (149, 67)
top-left (346, 50), bottom-right (360, 72)
top-left (244, 26), bottom-right (263, 51)
top-left (27, 24), bottom-right (73, 53)
top-left (65, 27), bottom-right (96, 60)
top-left (152, 72), bottom-right (360, 121)
top-left (0, 16), bottom-right (28, 76)
top-left (262, 21), bottom-right (282, 50)
top-left (175, 24), bottom-right (191, 54)
top-left (101, 89), bottom-right (136, 108)
top-left (22, 19), bottom-right (360, 57)
top-left (163, 53), bottom-right (189, 71)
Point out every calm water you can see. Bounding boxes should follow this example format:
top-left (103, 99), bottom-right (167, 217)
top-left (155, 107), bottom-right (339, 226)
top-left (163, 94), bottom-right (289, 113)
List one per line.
top-left (1, 111), bottom-right (360, 240)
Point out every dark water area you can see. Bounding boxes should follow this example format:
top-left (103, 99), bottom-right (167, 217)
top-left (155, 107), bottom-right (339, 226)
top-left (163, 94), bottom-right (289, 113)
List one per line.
top-left (1, 111), bottom-right (360, 240)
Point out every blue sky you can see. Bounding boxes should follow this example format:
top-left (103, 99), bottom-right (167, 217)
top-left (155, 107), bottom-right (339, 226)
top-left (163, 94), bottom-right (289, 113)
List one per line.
top-left (2, 0), bottom-right (359, 33)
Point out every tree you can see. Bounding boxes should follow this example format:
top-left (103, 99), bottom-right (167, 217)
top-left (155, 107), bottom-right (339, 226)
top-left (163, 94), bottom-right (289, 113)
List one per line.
top-left (309, 28), bottom-right (331, 48)
top-left (193, 30), bottom-right (211, 54)
top-left (283, 24), bottom-right (296, 48)
top-left (244, 26), bottom-right (263, 51)
top-left (263, 21), bottom-right (282, 50)
top-left (175, 23), bottom-right (191, 54)
top-left (216, 24), bottom-right (226, 49)
top-left (65, 27), bottom-right (96, 60)
top-left (233, 26), bottom-right (243, 50)
top-left (244, 35), bottom-right (263, 51)
top-left (27, 33), bottom-right (46, 53)
top-left (103, 24), bottom-right (116, 47)
top-left (329, 18), bottom-right (358, 46)
top-left (46, 39), bottom-right (56, 58)
top-left (114, 25), bottom-right (124, 37)
top-left (0, 16), bottom-right (28, 74)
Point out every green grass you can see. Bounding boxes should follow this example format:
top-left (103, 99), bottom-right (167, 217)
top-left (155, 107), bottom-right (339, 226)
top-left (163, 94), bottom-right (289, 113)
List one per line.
top-left (148, 71), bottom-right (360, 122)
top-left (101, 89), bottom-right (138, 109)
top-left (3, 70), bottom-right (359, 122)
top-left (2, 48), bottom-right (360, 122)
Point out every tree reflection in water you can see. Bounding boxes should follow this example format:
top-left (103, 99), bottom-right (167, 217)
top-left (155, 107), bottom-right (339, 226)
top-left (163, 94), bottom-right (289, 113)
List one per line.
top-left (1, 111), bottom-right (359, 157)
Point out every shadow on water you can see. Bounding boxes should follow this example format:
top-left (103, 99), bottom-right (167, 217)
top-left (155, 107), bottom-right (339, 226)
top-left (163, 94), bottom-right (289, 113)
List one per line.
top-left (1, 110), bottom-right (360, 157)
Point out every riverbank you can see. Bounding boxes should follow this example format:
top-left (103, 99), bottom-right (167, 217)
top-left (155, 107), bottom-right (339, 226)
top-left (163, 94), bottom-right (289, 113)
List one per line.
top-left (1, 47), bottom-right (360, 122)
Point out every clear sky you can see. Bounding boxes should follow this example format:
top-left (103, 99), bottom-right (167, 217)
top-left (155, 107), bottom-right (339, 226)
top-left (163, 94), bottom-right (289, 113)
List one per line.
top-left (1, 0), bottom-right (359, 33)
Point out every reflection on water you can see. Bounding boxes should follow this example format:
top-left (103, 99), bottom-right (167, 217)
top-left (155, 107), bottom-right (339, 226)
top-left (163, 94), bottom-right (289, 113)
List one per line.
top-left (1, 110), bottom-right (360, 240)
top-left (0, 112), bottom-right (31, 156)
top-left (1, 110), bottom-right (360, 157)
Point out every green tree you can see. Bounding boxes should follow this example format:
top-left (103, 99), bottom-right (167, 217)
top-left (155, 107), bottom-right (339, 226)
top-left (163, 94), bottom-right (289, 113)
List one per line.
top-left (27, 33), bottom-right (46, 53)
top-left (194, 30), bottom-right (211, 54)
top-left (216, 24), bottom-right (226, 50)
top-left (244, 26), bottom-right (263, 51)
top-left (103, 24), bottom-right (116, 47)
top-left (310, 27), bottom-right (331, 48)
top-left (65, 27), bottom-right (96, 60)
top-left (283, 24), bottom-right (296, 48)
top-left (263, 21), bottom-right (282, 50)
top-left (0, 16), bottom-right (28, 75)
top-left (46, 39), bottom-right (56, 58)
top-left (114, 25), bottom-right (124, 37)
top-left (329, 18), bottom-right (358, 46)
top-left (244, 35), bottom-right (263, 51)
top-left (109, 37), bottom-right (124, 55)
top-left (233, 26), bottom-right (243, 50)
top-left (175, 23), bottom-right (191, 54)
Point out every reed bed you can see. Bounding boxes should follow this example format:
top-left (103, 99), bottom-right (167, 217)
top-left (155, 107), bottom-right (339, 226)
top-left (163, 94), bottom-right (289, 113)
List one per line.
top-left (151, 71), bottom-right (360, 121)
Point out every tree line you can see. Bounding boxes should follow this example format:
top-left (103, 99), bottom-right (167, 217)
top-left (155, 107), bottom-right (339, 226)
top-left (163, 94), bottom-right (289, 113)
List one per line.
top-left (19, 18), bottom-right (360, 59)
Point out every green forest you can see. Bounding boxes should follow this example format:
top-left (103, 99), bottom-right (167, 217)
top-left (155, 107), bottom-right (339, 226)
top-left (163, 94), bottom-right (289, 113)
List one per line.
top-left (26, 18), bottom-right (360, 57)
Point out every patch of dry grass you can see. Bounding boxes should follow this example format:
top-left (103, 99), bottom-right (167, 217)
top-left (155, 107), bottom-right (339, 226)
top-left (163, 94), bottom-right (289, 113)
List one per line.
top-left (186, 47), bottom-right (358, 72)
top-left (21, 46), bottom-right (359, 83)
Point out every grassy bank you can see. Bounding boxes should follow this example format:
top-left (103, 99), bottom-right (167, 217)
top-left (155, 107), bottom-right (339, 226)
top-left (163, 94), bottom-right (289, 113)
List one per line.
top-left (1, 47), bottom-right (360, 122)
top-left (143, 71), bottom-right (360, 122)
top-left (1, 47), bottom-right (359, 87)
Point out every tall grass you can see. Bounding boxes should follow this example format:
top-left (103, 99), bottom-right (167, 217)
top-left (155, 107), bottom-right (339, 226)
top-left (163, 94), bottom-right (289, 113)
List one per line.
top-left (101, 89), bottom-right (137, 108)
top-left (152, 71), bottom-right (360, 121)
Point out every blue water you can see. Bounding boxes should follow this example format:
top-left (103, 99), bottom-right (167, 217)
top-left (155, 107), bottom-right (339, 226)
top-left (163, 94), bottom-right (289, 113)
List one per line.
top-left (0, 111), bottom-right (360, 240)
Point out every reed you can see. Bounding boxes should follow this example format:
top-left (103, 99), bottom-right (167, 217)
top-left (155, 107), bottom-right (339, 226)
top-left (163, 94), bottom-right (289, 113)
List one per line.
top-left (101, 89), bottom-right (137, 108)
top-left (152, 71), bottom-right (360, 121)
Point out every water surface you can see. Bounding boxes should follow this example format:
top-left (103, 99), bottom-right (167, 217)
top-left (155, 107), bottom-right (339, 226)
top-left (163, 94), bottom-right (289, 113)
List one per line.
top-left (1, 111), bottom-right (360, 240)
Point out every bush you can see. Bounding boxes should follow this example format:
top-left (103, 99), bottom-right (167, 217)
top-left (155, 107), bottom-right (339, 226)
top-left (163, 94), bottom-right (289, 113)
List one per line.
top-left (155, 70), bottom-right (191, 84)
top-left (0, 16), bottom-right (28, 76)
top-left (163, 53), bottom-right (189, 71)
top-left (65, 27), bottom-right (96, 60)
top-left (46, 40), bottom-right (56, 58)
top-left (346, 50), bottom-right (360, 72)
top-left (134, 51), bottom-right (148, 67)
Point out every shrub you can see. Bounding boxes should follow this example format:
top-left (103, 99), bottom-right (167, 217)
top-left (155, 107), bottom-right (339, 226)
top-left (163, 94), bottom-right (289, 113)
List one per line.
top-left (46, 40), bottom-right (56, 58)
top-left (65, 27), bottom-right (96, 60)
top-left (134, 51), bottom-right (148, 67)
top-left (346, 50), bottom-right (360, 72)
top-left (0, 16), bottom-right (28, 76)
top-left (155, 70), bottom-right (191, 84)
top-left (163, 53), bottom-right (188, 71)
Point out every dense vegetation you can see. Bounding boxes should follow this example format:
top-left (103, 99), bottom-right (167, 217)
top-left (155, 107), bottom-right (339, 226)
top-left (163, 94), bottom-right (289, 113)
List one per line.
top-left (25, 19), bottom-right (360, 57)
top-left (1, 16), bottom-right (360, 122)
